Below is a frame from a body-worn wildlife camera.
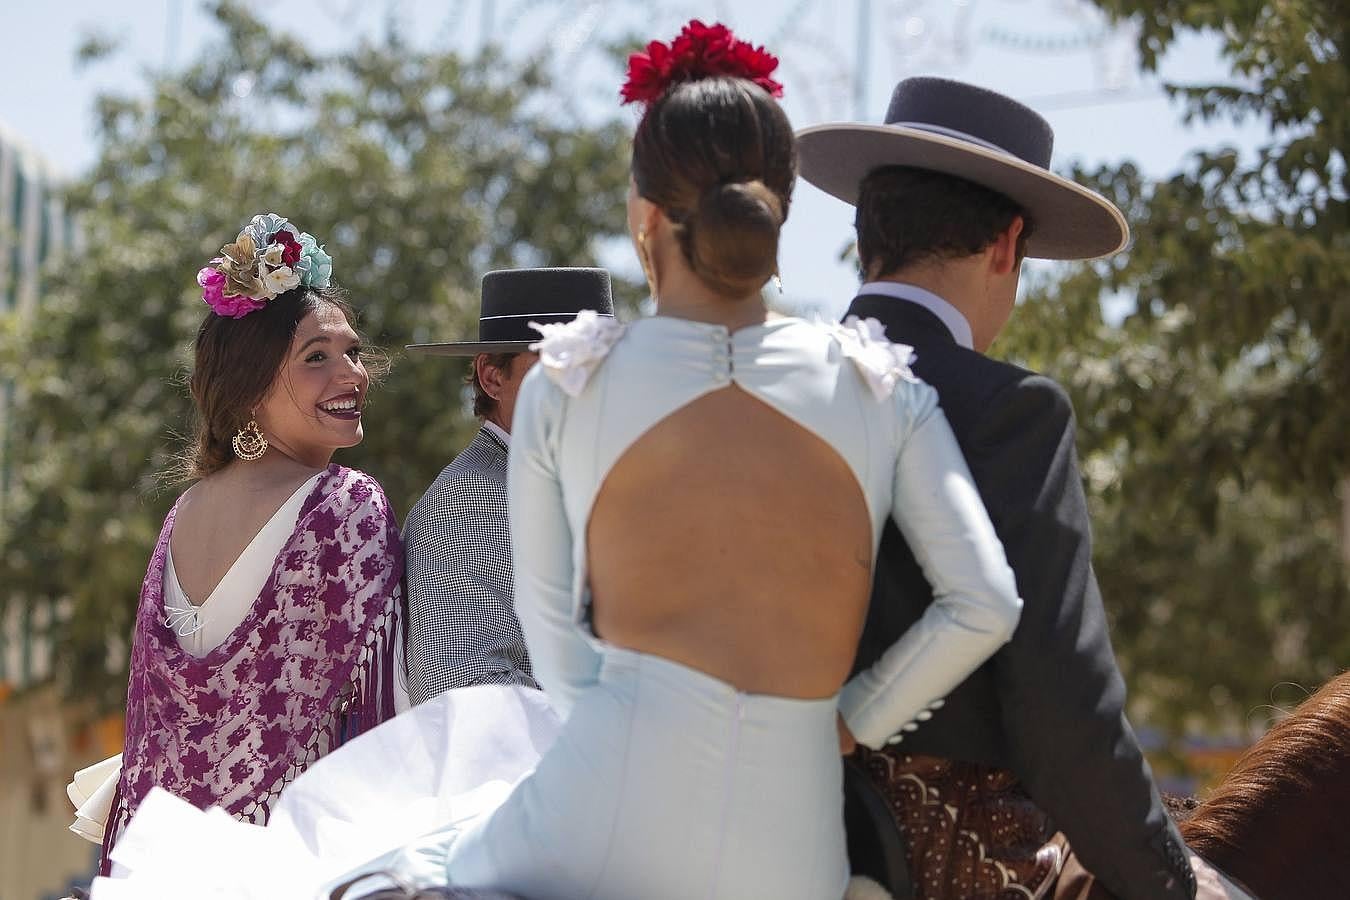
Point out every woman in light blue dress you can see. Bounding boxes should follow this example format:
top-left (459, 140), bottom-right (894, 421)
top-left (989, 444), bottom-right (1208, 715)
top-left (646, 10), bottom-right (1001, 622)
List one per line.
top-left (381, 21), bottom-right (1025, 900)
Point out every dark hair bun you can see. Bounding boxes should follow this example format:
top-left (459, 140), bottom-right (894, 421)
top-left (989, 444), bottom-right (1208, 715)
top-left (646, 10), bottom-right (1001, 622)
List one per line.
top-left (630, 76), bottom-right (797, 300)
top-left (683, 180), bottom-right (783, 298)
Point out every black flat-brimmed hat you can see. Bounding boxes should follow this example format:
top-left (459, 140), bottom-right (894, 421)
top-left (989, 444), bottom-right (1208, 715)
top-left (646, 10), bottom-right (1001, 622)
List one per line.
top-left (796, 77), bottom-right (1129, 260)
top-left (407, 267), bottom-right (615, 356)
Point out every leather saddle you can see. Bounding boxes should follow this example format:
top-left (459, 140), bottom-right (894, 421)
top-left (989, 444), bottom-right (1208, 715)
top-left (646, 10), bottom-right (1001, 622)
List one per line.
top-left (844, 748), bottom-right (1066, 900)
top-left (844, 753), bottom-right (916, 899)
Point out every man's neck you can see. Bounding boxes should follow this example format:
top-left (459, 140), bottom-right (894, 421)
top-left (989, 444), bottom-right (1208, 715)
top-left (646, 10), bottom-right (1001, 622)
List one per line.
top-left (871, 265), bottom-right (980, 324)
top-left (858, 279), bottom-right (975, 351)
top-left (870, 257), bottom-right (1002, 352)
top-left (482, 418), bottom-right (511, 448)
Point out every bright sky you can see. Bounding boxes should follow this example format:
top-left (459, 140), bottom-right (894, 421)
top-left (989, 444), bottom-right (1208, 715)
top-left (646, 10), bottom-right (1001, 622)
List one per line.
top-left (1, 0), bottom-right (1270, 315)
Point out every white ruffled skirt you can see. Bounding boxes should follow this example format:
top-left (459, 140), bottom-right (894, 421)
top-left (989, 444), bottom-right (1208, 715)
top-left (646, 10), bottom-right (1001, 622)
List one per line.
top-left (94, 650), bottom-right (853, 900)
top-left (90, 686), bottom-right (560, 900)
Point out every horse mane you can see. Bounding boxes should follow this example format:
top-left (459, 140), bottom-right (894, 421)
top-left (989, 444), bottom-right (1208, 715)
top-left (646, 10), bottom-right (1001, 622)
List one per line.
top-left (1179, 670), bottom-right (1350, 900)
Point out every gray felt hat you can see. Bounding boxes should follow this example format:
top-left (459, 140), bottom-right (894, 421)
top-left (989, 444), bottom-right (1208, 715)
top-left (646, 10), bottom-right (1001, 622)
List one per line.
top-left (796, 77), bottom-right (1129, 260)
top-left (407, 267), bottom-right (615, 357)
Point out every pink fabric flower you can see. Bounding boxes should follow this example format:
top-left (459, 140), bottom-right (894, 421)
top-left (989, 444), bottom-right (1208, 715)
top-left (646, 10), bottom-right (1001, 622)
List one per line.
top-left (212, 292), bottom-right (267, 319)
top-left (197, 265), bottom-right (226, 304)
top-left (198, 264), bottom-right (264, 318)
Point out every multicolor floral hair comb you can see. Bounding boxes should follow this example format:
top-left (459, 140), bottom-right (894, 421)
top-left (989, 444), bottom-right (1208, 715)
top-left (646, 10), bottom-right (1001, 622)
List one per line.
top-left (197, 213), bottom-right (333, 319)
top-left (620, 20), bottom-right (783, 107)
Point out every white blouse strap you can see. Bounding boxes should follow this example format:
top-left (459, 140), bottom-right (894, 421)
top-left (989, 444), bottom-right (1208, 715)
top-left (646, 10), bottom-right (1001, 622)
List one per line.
top-left (529, 310), bottom-right (626, 397)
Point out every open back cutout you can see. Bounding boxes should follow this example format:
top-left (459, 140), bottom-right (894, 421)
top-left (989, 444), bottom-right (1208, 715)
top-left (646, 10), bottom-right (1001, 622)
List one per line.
top-left (585, 384), bottom-right (875, 698)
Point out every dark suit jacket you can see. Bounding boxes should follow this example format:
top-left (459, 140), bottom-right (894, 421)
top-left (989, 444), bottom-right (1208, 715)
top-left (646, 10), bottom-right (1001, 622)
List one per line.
top-left (846, 294), bottom-right (1195, 900)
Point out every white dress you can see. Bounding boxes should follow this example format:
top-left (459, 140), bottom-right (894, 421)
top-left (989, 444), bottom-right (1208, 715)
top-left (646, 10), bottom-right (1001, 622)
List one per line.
top-left (91, 685), bottom-right (561, 900)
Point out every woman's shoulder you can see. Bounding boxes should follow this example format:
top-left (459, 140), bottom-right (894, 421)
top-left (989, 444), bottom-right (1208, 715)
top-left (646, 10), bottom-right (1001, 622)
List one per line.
top-left (296, 467), bottom-right (399, 552)
top-left (779, 314), bottom-right (928, 403)
top-left (518, 310), bottom-right (930, 407)
top-left (315, 465), bottom-right (394, 517)
top-left (526, 309), bottom-right (627, 398)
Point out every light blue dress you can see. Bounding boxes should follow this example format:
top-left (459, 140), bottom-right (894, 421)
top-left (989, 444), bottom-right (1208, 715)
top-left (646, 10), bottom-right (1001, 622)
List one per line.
top-left (411, 314), bottom-right (1022, 900)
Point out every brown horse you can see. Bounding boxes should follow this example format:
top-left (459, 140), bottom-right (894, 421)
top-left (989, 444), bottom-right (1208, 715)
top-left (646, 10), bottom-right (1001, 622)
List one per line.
top-left (1171, 670), bottom-right (1350, 900)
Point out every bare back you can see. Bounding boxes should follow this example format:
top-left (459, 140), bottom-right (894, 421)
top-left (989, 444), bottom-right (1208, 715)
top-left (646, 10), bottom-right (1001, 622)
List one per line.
top-left (511, 312), bottom-right (1020, 761)
top-left (170, 459), bottom-right (325, 605)
top-left (587, 385), bottom-right (874, 699)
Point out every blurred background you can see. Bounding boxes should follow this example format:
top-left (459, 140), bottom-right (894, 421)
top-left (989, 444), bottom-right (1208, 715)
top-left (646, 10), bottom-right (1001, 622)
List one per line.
top-left (0, 0), bottom-right (1345, 896)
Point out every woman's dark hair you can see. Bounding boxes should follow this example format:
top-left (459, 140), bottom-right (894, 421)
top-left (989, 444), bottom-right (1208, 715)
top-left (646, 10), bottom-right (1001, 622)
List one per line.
top-left (1179, 671), bottom-right (1350, 899)
top-left (631, 76), bottom-right (797, 299)
top-left (183, 284), bottom-right (382, 480)
top-left (855, 166), bottom-right (1034, 279)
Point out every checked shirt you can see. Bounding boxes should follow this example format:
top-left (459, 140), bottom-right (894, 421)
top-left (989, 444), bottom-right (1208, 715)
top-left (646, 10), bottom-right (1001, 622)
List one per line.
top-left (404, 426), bottom-right (537, 703)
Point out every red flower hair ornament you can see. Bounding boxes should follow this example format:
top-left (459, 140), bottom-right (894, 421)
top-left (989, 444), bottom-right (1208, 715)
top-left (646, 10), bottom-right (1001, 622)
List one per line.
top-left (621, 20), bottom-right (784, 105)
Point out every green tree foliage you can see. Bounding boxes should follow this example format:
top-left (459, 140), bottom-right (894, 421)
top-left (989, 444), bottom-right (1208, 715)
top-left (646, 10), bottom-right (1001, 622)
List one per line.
top-left (1000, 0), bottom-right (1349, 734)
top-left (0, 2), bottom-right (634, 704)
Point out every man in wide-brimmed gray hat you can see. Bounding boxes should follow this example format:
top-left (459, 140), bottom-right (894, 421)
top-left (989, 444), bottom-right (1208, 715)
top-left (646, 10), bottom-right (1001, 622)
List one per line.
top-left (799, 78), bottom-right (1213, 899)
top-left (402, 267), bottom-right (614, 703)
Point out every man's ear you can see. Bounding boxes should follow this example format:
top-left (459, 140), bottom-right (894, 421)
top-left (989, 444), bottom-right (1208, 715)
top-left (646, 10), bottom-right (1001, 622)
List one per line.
top-left (988, 215), bottom-right (1026, 276)
top-left (474, 354), bottom-right (506, 400)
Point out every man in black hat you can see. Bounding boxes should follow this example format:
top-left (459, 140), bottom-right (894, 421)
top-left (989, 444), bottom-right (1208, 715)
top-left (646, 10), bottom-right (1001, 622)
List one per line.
top-left (402, 267), bottom-right (615, 704)
top-left (798, 79), bottom-right (1206, 899)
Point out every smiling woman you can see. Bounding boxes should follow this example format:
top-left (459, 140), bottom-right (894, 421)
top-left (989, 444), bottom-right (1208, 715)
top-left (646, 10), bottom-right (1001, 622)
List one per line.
top-left (68, 214), bottom-right (409, 878)
top-left (237, 297), bottom-right (368, 463)
top-left (184, 282), bottom-right (385, 478)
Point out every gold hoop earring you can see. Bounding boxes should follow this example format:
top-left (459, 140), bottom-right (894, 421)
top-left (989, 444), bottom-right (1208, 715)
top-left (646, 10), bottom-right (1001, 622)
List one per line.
top-left (232, 418), bottom-right (268, 461)
top-left (637, 225), bottom-right (657, 299)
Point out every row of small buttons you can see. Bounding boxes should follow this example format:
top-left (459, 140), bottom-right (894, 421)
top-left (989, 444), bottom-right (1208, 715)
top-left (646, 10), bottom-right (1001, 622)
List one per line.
top-left (885, 697), bottom-right (946, 746)
top-left (710, 333), bottom-right (734, 383)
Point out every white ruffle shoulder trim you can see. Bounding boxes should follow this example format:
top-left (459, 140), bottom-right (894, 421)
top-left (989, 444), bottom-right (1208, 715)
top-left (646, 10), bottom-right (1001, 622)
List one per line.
top-left (67, 753), bottom-right (123, 844)
top-left (827, 315), bottom-right (919, 400)
top-left (529, 310), bottom-right (626, 397)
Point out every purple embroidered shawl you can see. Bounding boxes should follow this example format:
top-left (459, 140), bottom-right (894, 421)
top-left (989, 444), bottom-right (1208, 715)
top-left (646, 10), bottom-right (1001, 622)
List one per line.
top-left (102, 465), bottom-right (403, 872)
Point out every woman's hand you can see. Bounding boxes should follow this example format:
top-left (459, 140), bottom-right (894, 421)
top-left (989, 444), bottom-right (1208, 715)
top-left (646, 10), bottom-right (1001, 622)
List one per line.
top-left (837, 713), bottom-right (857, 755)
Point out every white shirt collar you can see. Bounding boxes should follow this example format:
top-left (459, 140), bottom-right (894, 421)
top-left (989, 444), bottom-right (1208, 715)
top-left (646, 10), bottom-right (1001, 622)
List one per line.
top-left (854, 281), bottom-right (975, 350)
top-left (482, 419), bottom-right (511, 449)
